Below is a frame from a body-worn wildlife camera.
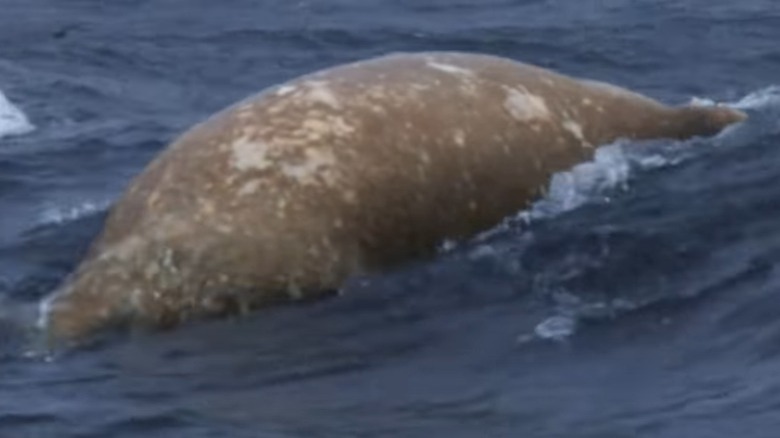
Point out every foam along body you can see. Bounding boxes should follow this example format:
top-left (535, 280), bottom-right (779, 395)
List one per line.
top-left (41, 52), bottom-right (746, 342)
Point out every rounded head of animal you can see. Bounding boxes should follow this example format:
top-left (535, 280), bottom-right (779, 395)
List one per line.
top-left (674, 104), bottom-right (747, 139)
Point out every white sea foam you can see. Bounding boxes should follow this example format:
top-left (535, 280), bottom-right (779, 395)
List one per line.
top-left (731, 85), bottom-right (780, 110)
top-left (689, 85), bottom-right (780, 111)
top-left (481, 86), bottom-right (779, 241)
top-left (38, 200), bottom-right (110, 225)
top-left (520, 143), bottom-right (634, 222)
top-left (493, 86), bottom-right (777, 342)
top-left (0, 89), bottom-right (34, 140)
top-left (473, 141), bottom-right (677, 246)
top-left (533, 315), bottom-right (577, 341)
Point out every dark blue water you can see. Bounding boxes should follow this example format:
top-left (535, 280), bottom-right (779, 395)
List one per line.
top-left (2, 0), bottom-right (780, 436)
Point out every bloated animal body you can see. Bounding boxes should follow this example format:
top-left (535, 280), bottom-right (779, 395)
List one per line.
top-left (40, 52), bottom-right (746, 342)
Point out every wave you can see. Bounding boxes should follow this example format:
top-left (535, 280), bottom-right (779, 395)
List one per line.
top-left (731, 85), bottom-right (780, 110)
top-left (470, 140), bottom-right (687, 248)
top-left (36, 200), bottom-right (110, 226)
top-left (487, 85), bottom-right (780, 238)
top-left (474, 86), bottom-right (780, 342)
top-left (0, 90), bottom-right (34, 140)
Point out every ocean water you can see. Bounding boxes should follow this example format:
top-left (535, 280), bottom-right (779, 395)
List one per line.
top-left (2, 0), bottom-right (780, 436)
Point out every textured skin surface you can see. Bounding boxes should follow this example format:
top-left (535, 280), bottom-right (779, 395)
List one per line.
top-left (40, 52), bottom-right (746, 342)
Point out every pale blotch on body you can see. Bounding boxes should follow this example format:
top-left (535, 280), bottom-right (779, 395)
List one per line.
top-left (279, 148), bottom-right (338, 185)
top-left (298, 116), bottom-right (356, 141)
top-left (303, 81), bottom-right (341, 109)
top-left (425, 60), bottom-right (476, 78)
top-left (130, 288), bottom-right (144, 311)
top-left (231, 137), bottom-right (272, 171)
top-left (419, 150), bottom-right (432, 165)
top-left (275, 84), bottom-right (297, 96)
top-left (342, 189), bottom-right (358, 204)
top-left (562, 119), bottom-right (588, 146)
top-left (410, 83), bottom-right (431, 92)
top-left (100, 235), bottom-right (145, 263)
top-left (238, 179), bottom-right (262, 196)
top-left (503, 87), bottom-right (552, 122)
top-left (453, 129), bottom-right (466, 147)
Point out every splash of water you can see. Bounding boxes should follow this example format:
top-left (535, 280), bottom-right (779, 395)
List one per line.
top-left (38, 200), bottom-right (110, 226)
top-left (502, 86), bottom-right (779, 341)
top-left (731, 85), bottom-right (780, 110)
top-left (0, 89), bottom-right (34, 140)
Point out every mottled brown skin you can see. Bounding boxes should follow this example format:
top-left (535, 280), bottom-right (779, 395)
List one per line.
top-left (40, 51), bottom-right (746, 343)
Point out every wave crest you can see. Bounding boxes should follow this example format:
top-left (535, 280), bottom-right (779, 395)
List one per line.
top-left (0, 90), bottom-right (34, 140)
top-left (37, 200), bottom-right (110, 226)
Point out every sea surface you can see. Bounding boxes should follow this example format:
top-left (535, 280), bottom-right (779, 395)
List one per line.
top-left (2, 1), bottom-right (780, 437)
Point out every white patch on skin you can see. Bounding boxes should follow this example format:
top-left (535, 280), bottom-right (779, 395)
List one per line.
top-left (147, 191), bottom-right (161, 208)
top-left (215, 224), bottom-right (233, 234)
top-left (280, 148), bottom-right (337, 184)
top-left (238, 179), bottom-right (261, 196)
top-left (161, 248), bottom-right (177, 273)
top-left (426, 61), bottom-right (476, 77)
top-left (453, 130), bottom-right (466, 147)
top-left (503, 87), bottom-right (552, 122)
top-left (582, 97), bottom-right (593, 106)
top-left (304, 81), bottom-right (341, 109)
top-left (459, 81), bottom-right (479, 96)
top-left (231, 137), bottom-right (272, 171)
top-left (298, 117), bottom-right (356, 140)
top-left (366, 86), bottom-right (389, 100)
top-left (145, 263), bottom-right (160, 279)
top-left (287, 284), bottom-right (304, 300)
top-left (342, 189), bottom-right (358, 204)
top-left (328, 116), bottom-right (356, 136)
top-left (101, 236), bottom-right (145, 262)
top-left (307, 244), bottom-right (322, 256)
top-left (130, 288), bottom-right (144, 309)
top-left (266, 101), bottom-right (290, 115)
top-left (275, 85), bottom-right (297, 96)
top-left (562, 119), bottom-right (588, 145)
top-left (410, 83), bottom-right (431, 91)
top-left (199, 199), bottom-right (216, 215)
